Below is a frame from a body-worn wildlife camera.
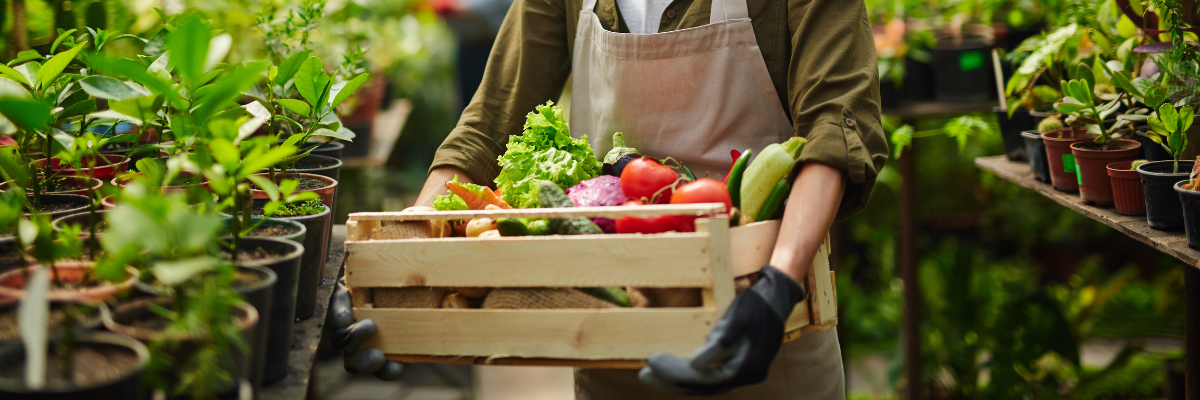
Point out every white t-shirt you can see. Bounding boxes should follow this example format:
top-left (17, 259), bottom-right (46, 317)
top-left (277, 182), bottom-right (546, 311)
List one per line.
top-left (616, 0), bottom-right (674, 34)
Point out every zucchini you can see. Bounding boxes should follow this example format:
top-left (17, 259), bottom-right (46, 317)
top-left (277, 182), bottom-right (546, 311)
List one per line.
top-left (726, 149), bottom-right (752, 208)
top-left (496, 218), bottom-right (529, 236)
top-left (526, 219), bottom-right (554, 235)
top-left (536, 181), bottom-right (604, 235)
top-left (580, 287), bottom-right (632, 307)
top-left (755, 179), bottom-right (791, 222)
top-left (741, 137), bottom-right (805, 225)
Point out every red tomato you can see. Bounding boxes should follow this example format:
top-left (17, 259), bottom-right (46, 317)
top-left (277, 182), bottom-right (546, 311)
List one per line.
top-left (620, 158), bottom-right (678, 204)
top-left (615, 200), bottom-right (678, 234)
top-left (669, 178), bottom-right (732, 232)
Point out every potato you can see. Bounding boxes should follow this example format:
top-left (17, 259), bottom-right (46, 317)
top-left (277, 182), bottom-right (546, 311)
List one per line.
top-left (485, 204), bottom-right (503, 210)
top-left (466, 218), bottom-right (496, 237)
top-left (441, 293), bottom-right (471, 309)
top-left (478, 230), bottom-right (502, 238)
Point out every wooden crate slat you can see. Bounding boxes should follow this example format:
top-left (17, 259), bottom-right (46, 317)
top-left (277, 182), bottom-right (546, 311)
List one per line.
top-left (347, 203), bottom-right (726, 221)
top-left (358, 308), bottom-right (717, 359)
top-left (729, 220), bottom-right (780, 276)
top-left (346, 234), bottom-right (715, 288)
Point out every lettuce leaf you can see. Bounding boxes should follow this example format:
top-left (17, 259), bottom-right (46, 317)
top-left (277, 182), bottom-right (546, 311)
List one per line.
top-left (495, 101), bottom-right (602, 208)
top-left (432, 175), bottom-right (484, 211)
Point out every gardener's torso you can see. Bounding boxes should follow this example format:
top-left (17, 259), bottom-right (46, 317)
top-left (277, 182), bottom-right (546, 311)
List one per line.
top-left (569, 0), bottom-right (793, 176)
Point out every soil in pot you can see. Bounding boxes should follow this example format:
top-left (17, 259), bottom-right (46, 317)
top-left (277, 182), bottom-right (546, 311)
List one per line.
top-left (1070, 139), bottom-right (1142, 206)
top-left (0, 301), bottom-right (103, 342)
top-left (0, 263), bottom-right (136, 301)
top-left (1042, 128), bottom-right (1094, 192)
top-left (52, 210), bottom-right (108, 233)
top-left (23, 194), bottom-right (91, 220)
top-left (1176, 181), bottom-right (1200, 249)
top-left (1022, 131), bottom-right (1051, 183)
top-left (248, 173), bottom-right (337, 211)
top-left (1107, 160), bottom-right (1146, 216)
top-left (224, 218), bottom-right (306, 245)
top-left (250, 200), bottom-right (329, 320)
top-left (1138, 160), bottom-right (1194, 230)
top-left (0, 177), bottom-right (101, 196)
top-left (0, 333), bottom-right (149, 398)
top-left (223, 237), bottom-right (301, 383)
top-left (996, 107), bottom-right (1034, 161)
top-left (103, 299), bottom-right (257, 384)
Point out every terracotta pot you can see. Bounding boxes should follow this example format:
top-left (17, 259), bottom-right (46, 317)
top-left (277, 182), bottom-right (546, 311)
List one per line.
top-left (1108, 161), bottom-right (1146, 215)
top-left (1041, 128), bottom-right (1095, 192)
top-left (249, 172), bottom-right (337, 210)
top-left (0, 176), bottom-right (102, 196)
top-left (101, 195), bottom-right (117, 210)
top-left (111, 171), bottom-right (208, 195)
top-left (31, 154), bottom-right (130, 181)
top-left (0, 262), bottom-right (137, 301)
top-left (1070, 139), bottom-right (1142, 206)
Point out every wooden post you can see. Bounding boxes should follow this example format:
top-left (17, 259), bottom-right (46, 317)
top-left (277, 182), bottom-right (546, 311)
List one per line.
top-left (900, 142), bottom-right (921, 400)
top-left (1187, 266), bottom-right (1199, 400)
top-left (12, 0), bottom-right (27, 53)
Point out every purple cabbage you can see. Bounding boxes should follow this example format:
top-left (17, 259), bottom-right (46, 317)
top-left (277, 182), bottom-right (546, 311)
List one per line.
top-left (566, 175), bottom-right (626, 233)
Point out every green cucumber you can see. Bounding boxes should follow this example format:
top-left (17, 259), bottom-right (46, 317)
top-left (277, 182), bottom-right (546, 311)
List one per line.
top-left (727, 149), bottom-right (752, 208)
top-left (536, 181), bottom-right (603, 235)
top-left (580, 287), bottom-right (632, 307)
top-left (496, 218), bottom-right (529, 236)
top-left (526, 219), bottom-right (554, 235)
top-left (755, 178), bottom-right (790, 222)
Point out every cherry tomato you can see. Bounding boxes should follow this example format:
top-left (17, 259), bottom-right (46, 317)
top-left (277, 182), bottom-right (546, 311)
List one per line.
top-left (620, 158), bottom-right (678, 204)
top-left (669, 178), bottom-right (732, 232)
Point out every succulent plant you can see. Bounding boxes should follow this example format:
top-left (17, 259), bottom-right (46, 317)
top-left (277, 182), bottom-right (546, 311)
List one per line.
top-left (1130, 159), bottom-right (1149, 171)
top-left (1038, 116), bottom-right (1065, 134)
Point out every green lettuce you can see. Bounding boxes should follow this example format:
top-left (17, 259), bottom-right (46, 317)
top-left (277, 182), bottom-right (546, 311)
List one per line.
top-left (432, 175), bottom-right (485, 211)
top-left (495, 101), bottom-right (602, 208)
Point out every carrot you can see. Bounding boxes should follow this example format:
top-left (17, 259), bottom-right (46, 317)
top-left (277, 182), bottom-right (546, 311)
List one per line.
top-left (446, 180), bottom-right (491, 210)
top-left (483, 187), bottom-right (512, 208)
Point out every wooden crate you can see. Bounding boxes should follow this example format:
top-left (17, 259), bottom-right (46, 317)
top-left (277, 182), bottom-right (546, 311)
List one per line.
top-left (344, 204), bottom-right (837, 368)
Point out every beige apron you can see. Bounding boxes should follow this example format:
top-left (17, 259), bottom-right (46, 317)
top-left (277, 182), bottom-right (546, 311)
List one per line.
top-left (569, 0), bottom-right (844, 397)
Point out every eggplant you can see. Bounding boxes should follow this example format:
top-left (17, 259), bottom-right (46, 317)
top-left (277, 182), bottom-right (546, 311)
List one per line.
top-left (603, 153), bottom-right (642, 177)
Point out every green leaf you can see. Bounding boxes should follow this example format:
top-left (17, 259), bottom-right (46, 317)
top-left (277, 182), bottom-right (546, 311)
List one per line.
top-left (1056, 100), bottom-right (1086, 114)
top-left (1110, 70), bottom-right (1139, 97)
top-left (109, 95), bottom-right (162, 123)
top-left (78, 75), bottom-right (152, 100)
top-left (240, 145), bottom-right (297, 176)
top-left (50, 29), bottom-right (78, 54)
top-left (277, 98), bottom-right (311, 116)
top-left (0, 97), bottom-right (52, 130)
top-left (275, 50), bottom-right (313, 87)
top-left (191, 62), bottom-right (266, 123)
top-left (209, 139), bottom-right (240, 171)
top-left (152, 257), bottom-right (218, 287)
top-left (310, 127), bottom-right (354, 141)
top-left (0, 64), bottom-right (31, 87)
top-left (330, 73), bottom-right (369, 108)
top-left (1170, 131), bottom-right (1185, 153)
top-left (294, 57), bottom-right (328, 106)
top-left (1145, 87), bottom-right (1168, 110)
top-left (9, 50), bottom-right (44, 66)
top-left (168, 17), bottom-right (211, 87)
top-left (88, 109), bottom-right (142, 125)
top-left (278, 178), bottom-right (299, 196)
top-left (37, 43), bottom-right (87, 89)
top-left (247, 175), bottom-right (280, 201)
top-left (55, 99), bottom-right (95, 124)
top-left (1148, 116), bottom-right (1169, 136)
top-left (87, 54), bottom-right (185, 108)
top-left (1179, 106), bottom-right (1194, 133)
top-left (1159, 104), bottom-right (1179, 132)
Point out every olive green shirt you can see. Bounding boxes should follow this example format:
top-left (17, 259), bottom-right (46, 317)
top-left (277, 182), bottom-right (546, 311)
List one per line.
top-left (431, 0), bottom-right (888, 217)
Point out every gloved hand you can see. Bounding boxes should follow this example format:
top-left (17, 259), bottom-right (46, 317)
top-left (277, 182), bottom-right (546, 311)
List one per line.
top-left (331, 278), bottom-right (406, 380)
top-left (638, 266), bottom-right (806, 395)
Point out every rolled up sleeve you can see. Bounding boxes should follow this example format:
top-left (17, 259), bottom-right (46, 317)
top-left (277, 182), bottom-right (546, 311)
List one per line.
top-left (786, 0), bottom-right (888, 218)
top-left (430, 0), bottom-right (573, 185)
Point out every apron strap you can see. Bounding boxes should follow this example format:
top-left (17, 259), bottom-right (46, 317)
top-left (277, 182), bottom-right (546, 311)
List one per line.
top-left (709, 0), bottom-right (749, 23)
top-left (583, 0), bottom-right (598, 14)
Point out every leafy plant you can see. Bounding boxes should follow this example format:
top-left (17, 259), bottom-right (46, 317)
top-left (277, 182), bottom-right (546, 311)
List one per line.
top-left (1055, 64), bottom-right (1124, 145)
top-left (1147, 102), bottom-right (1194, 173)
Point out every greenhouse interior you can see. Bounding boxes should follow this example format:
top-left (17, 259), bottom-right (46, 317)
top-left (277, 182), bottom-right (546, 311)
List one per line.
top-left (0, 0), bottom-right (1198, 399)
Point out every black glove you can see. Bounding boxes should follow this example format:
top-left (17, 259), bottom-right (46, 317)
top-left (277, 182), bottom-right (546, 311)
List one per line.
top-left (332, 278), bottom-right (406, 381)
top-left (638, 266), bottom-right (806, 395)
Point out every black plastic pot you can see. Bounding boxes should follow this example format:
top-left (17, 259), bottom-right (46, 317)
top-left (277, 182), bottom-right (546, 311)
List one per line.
top-left (1021, 131), bottom-right (1051, 183)
top-left (0, 332), bottom-right (150, 399)
top-left (1132, 126), bottom-right (1172, 161)
top-left (1138, 160), bottom-right (1194, 230)
top-left (933, 36), bottom-right (994, 102)
top-left (232, 265), bottom-right (276, 390)
top-left (252, 199), bottom-right (330, 320)
top-left (232, 237), bottom-right (303, 383)
top-left (267, 154), bottom-right (342, 182)
top-left (903, 56), bottom-right (936, 101)
top-left (996, 107), bottom-right (1035, 161)
top-left (880, 78), bottom-right (901, 109)
top-left (309, 142), bottom-right (344, 160)
top-left (1176, 181), bottom-right (1200, 249)
top-left (224, 217), bottom-right (307, 244)
top-left (26, 194), bottom-right (91, 220)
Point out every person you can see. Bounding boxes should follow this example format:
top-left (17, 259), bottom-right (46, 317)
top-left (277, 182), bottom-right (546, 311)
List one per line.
top-left (332, 0), bottom-right (888, 396)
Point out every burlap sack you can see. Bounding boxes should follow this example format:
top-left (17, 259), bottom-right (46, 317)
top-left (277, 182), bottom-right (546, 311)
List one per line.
top-left (627, 287), bottom-right (650, 308)
top-left (482, 288), bottom-right (620, 309)
top-left (374, 287), bottom-right (450, 308)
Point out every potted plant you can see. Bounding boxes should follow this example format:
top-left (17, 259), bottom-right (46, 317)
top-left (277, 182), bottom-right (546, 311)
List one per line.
top-left (1021, 116), bottom-right (1063, 183)
top-left (1176, 160), bottom-right (1200, 249)
top-left (1108, 159), bottom-right (1148, 215)
top-left (1039, 118), bottom-right (1093, 192)
top-left (1140, 103), bottom-right (1195, 230)
top-left (1058, 65), bottom-right (1142, 206)
top-left (250, 197), bottom-right (328, 319)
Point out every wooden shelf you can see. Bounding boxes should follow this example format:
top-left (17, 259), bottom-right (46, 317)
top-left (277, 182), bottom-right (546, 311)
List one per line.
top-left (883, 100), bottom-right (999, 120)
top-left (975, 155), bottom-right (1200, 268)
top-left (258, 225), bottom-right (347, 400)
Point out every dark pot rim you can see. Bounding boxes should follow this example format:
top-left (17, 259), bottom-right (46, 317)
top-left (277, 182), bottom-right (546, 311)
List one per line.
top-left (1041, 127), bottom-right (1090, 140)
top-left (222, 217), bottom-right (307, 241)
top-left (1020, 130), bottom-right (1044, 139)
top-left (51, 209), bottom-right (109, 232)
top-left (1137, 160), bottom-right (1195, 177)
top-left (249, 172), bottom-right (337, 192)
top-left (0, 331), bottom-right (150, 394)
top-left (268, 154), bottom-right (343, 173)
top-left (1174, 180), bottom-right (1200, 195)
top-left (24, 194), bottom-right (91, 217)
top-left (135, 265), bottom-right (278, 297)
top-left (231, 237), bottom-right (305, 268)
top-left (1070, 139), bottom-right (1142, 155)
top-left (103, 298), bottom-right (258, 342)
